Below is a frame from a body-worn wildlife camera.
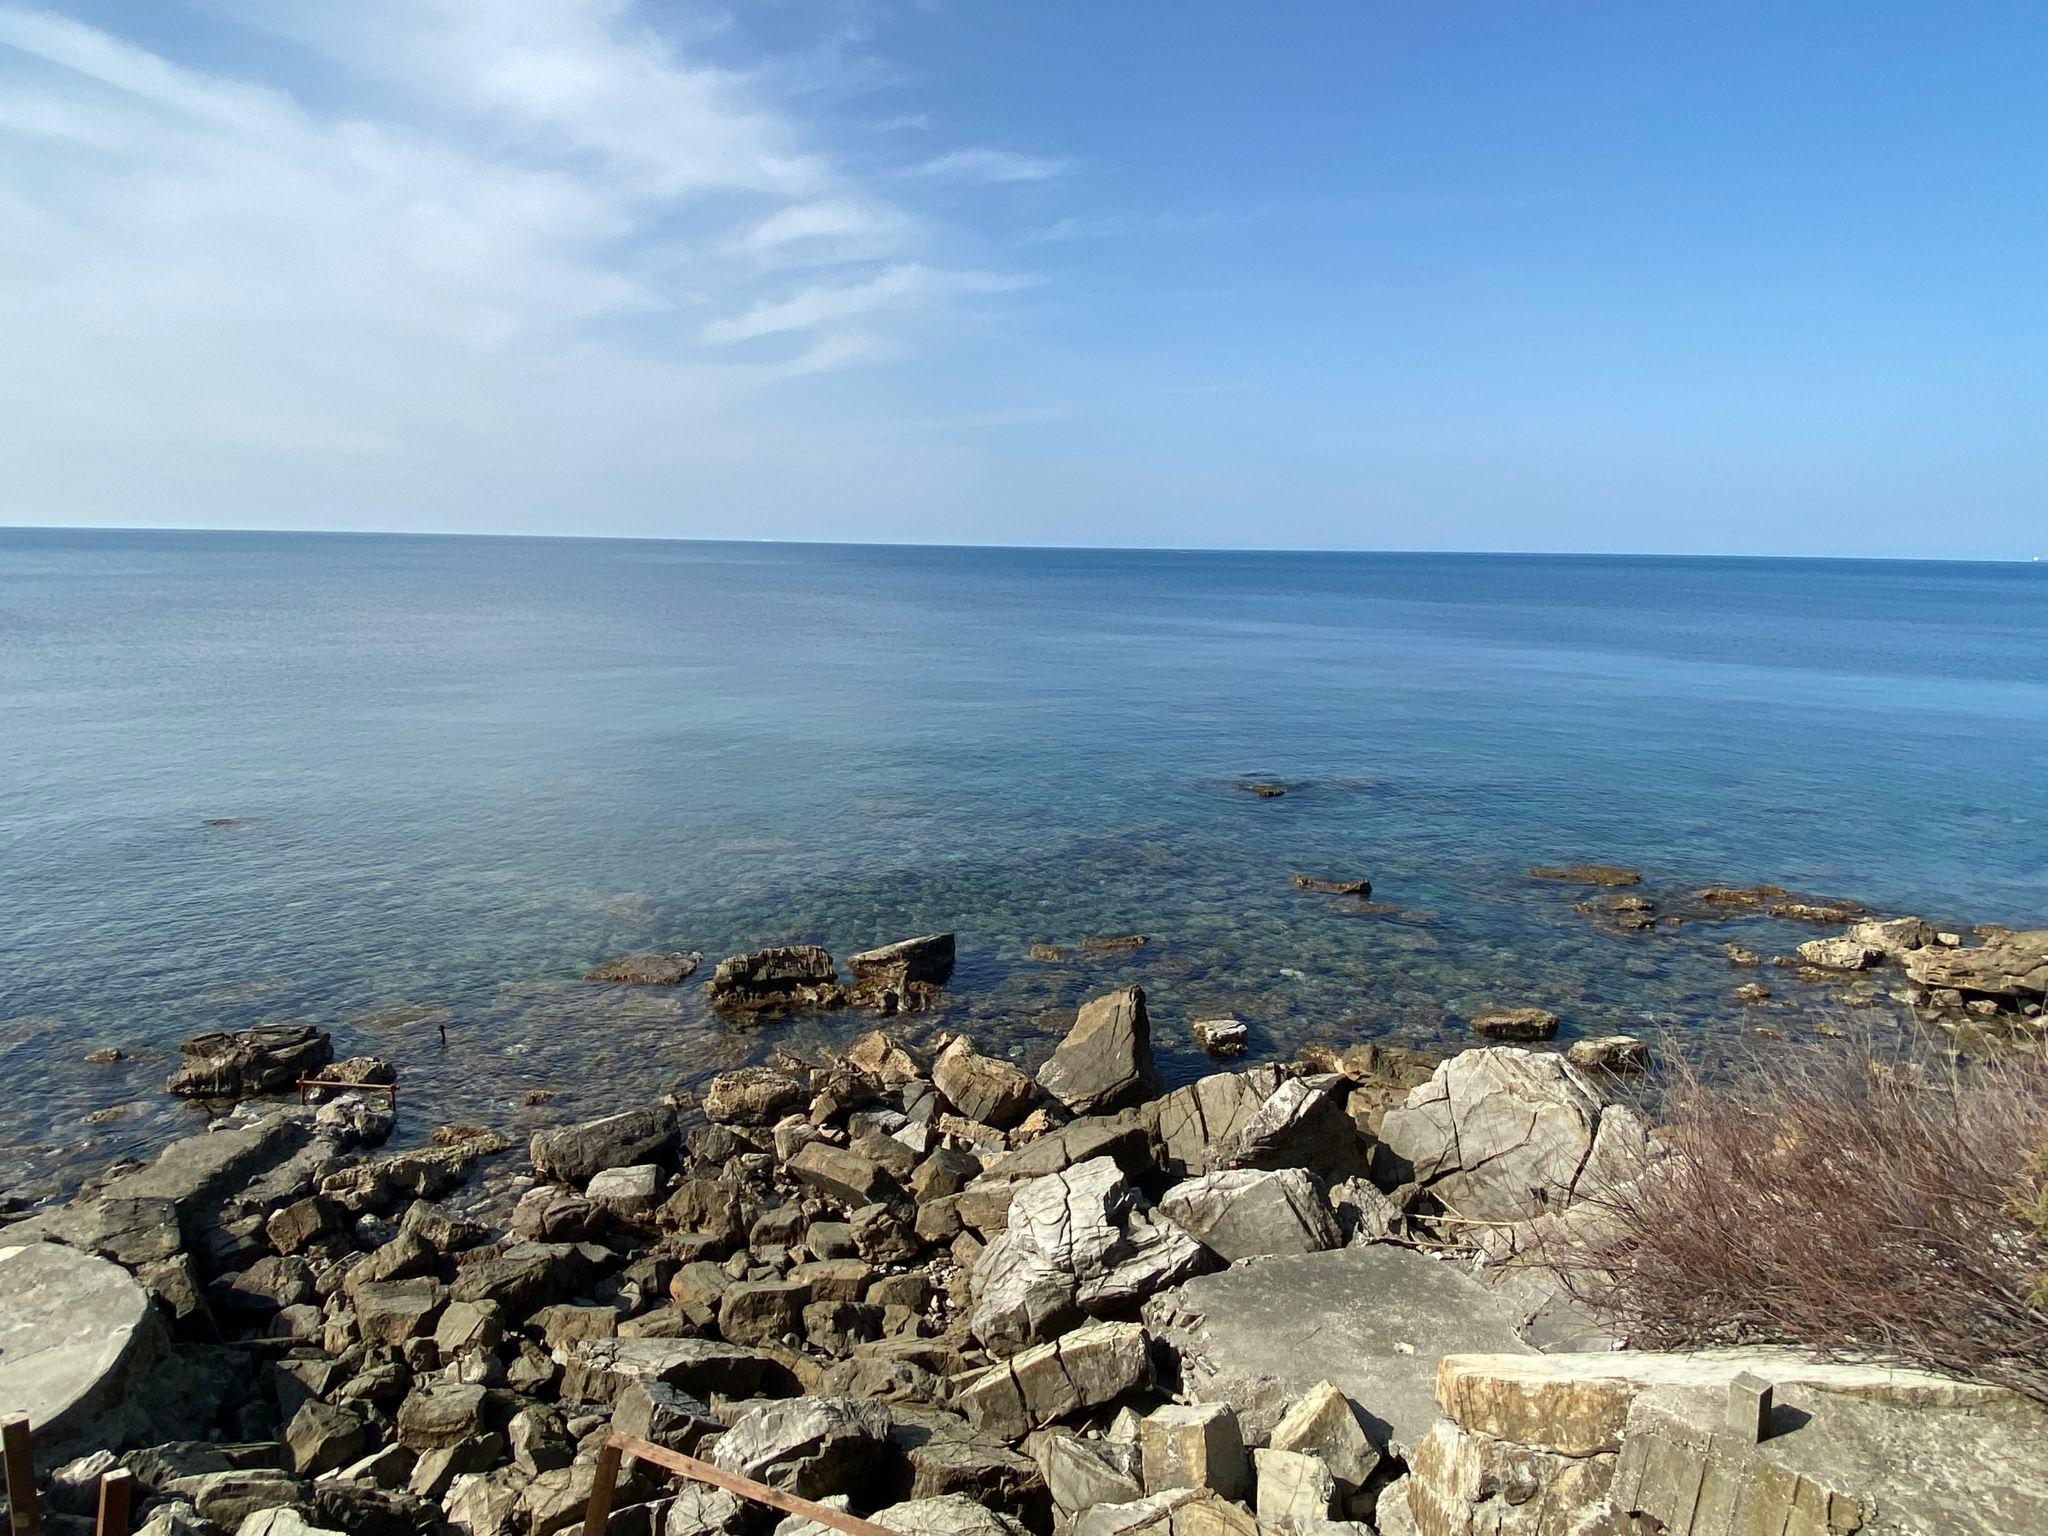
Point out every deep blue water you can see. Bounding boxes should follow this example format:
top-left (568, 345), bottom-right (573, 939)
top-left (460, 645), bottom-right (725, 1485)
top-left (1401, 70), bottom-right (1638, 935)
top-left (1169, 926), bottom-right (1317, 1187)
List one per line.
top-left (3, 530), bottom-right (2044, 1198)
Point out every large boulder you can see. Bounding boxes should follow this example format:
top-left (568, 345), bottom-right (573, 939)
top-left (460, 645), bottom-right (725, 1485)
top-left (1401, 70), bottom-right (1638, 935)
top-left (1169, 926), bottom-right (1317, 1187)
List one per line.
top-left (1157, 1168), bottom-right (1341, 1262)
top-left (166, 1026), bottom-right (332, 1099)
top-left (1904, 928), bottom-right (2048, 1004)
top-left (703, 1067), bottom-right (809, 1126)
top-left (1147, 1067), bottom-right (1288, 1178)
top-left (969, 1157), bottom-right (1207, 1355)
top-left (1378, 1048), bottom-right (1645, 1223)
top-left (530, 1104), bottom-right (677, 1184)
top-left (1142, 1244), bottom-right (1530, 1454)
top-left (933, 1040), bottom-right (1038, 1128)
top-left (710, 1396), bottom-right (895, 1501)
top-left (847, 934), bottom-right (956, 1012)
top-left (1037, 987), bottom-right (1159, 1115)
top-left (957, 1321), bottom-right (1154, 1439)
top-left (706, 946), bottom-right (843, 1010)
top-left (0, 1241), bottom-right (168, 1467)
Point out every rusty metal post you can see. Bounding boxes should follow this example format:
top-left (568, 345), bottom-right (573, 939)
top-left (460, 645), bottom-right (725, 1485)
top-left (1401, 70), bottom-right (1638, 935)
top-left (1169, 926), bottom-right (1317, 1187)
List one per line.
top-left (597, 1435), bottom-right (900, 1536)
top-left (3, 1418), bottom-right (43, 1536)
top-left (94, 1470), bottom-right (132, 1536)
top-left (580, 1438), bottom-right (622, 1536)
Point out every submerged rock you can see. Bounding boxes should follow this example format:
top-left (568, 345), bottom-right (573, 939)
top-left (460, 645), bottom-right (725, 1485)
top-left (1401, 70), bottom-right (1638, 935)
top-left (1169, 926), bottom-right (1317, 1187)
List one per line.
top-left (582, 952), bottom-right (701, 985)
top-left (1189, 1017), bottom-right (1248, 1057)
top-left (1567, 1035), bottom-right (1651, 1074)
top-left (1292, 875), bottom-right (1372, 896)
top-left (1529, 864), bottom-right (1642, 886)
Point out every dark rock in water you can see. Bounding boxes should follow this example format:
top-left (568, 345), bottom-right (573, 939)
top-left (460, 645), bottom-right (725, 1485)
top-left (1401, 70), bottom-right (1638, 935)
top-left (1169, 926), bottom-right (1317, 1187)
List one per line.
top-left (1567, 1035), bottom-right (1651, 1074)
top-left (1027, 944), bottom-right (1065, 962)
top-left (582, 951), bottom-right (701, 986)
top-left (1692, 884), bottom-right (1867, 924)
top-left (1292, 875), bottom-right (1372, 897)
top-left (1529, 864), bottom-right (1641, 886)
top-left (166, 1025), bottom-right (332, 1099)
top-left (847, 933), bottom-right (955, 1013)
top-left (1574, 894), bottom-right (1658, 932)
top-left (1079, 934), bottom-right (1148, 953)
top-left (202, 817), bottom-right (254, 829)
top-left (1190, 1017), bottom-right (1249, 1057)
top-left (1721, 943), bottom-right (1761, 966)
top-left (706, 945), bottom-right (843, 1011)
top-left (1469, 1007), bottom-right (1559, 1041)
top-left (1733, 982), bottom-right (1773, 1004)
top-left (1237, 781), bottom-right (1289, 798)
top-left (84, 1047), bottom-right (127, 1064)
top-left (529, 1103), bottom-right (677, 1184)
top-left (1037, 986), bottom-right (1159, 1115)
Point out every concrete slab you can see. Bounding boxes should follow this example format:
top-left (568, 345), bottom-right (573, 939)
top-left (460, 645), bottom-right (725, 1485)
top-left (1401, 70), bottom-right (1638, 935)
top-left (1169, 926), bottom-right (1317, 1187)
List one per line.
top-left (0, 1241), bottom-right (165, 1466)
top-left (1142, 1243), bottom-right (1530, 1456)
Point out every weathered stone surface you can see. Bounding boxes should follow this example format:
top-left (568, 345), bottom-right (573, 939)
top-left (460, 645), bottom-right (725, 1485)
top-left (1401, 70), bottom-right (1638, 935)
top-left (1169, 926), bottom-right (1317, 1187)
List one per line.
top-left (1147, 1067), bottom-right (1287, 1178)
top-left (1188, 1018), bottom-right (1248, 1057)
top-left (1796, 937), bottom-right (1880, 970)
top-left (1378, 1048), bottom-right (1638, 1223)
top-left (1037, 987), bottom-right (1158, 1115)
top-left (166, 1025), bottom-right (332, 1099)
top-left (284, 1400), bottom-right (372, 1477)
top-left (235, 1509), bottom-right (341, 1536)
top-left (584, 952), bottom-right (701, 985)
top-left (849, 933), bottom-right (956, 990)
top-left (1143, 1244), bottom-right (1529, 1453)
top-left (704, 1067), bottom-right (809, 1126)
top-left (1903, 928), bottom-right (2048, 1002)
top-left (530, 1105), bottom-right (677, 1184)
top-left (0, 1240), bottom-right (166, 1467)
top-left (586, 1164), bottom-right (662, 1217)
top-left (1565, 1036), bottom-right (1650, 1074)
top-left (9, 1195), bottom-right (185, 1271)
top-left (710, 1396), bottom-right (894, 1499)
top-left (870, 1495), bottom-right (1031, 1536)
top-left (905, 1438), bottom-right (1043, 1513)
top-left (1139, 1403), bottom-right (1247, 1499)
top-left (1845, 916), bottom-right (1935, 958)
top-left (969, 1157), bottom-right (1206, 1355)
top-left (933, 1040), bottom-right (1037, 1128)
top-left (561, 1336), bottom-right (779, 1404)
top-left (707, 946), bottom-right (841, 1010)
top-left (613, 1379), bottom-right (714, 1453)
top-left (958, 1321), bottom-right (1153, 1440)
top-left (448, 1242), bottom-right (595, 1315)
top-left (787, 1142), bottom-right (899, 1209)
top-left (1068, 1488), bottom-right (1254, 1536)
top-left (1469, 1007), bottom-right (1559, 1042)
top-left (1252, 1448), bottom-right (1333, 1529)
top-left (353, 1275), bottom-right (447, 1346)
top-left (166, 1472), bottom-right (306, 1531)
top-left (1157, 1167), bottom-right (1340, 1262)
top-left (1034, 1431), bottom-right (1142, 1518)
top-left (395, 1382), bottom-right (487, 1450)
top-left (719, 1280), bottom-right (808, 1347)
top-left (1269, 1380), bottom-right (1380, 1492)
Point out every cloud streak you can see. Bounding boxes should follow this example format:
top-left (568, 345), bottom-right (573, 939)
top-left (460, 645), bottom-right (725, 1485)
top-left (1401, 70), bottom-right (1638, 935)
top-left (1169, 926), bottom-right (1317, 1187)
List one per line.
top-left (0, 0), bottom-right (1062, 531)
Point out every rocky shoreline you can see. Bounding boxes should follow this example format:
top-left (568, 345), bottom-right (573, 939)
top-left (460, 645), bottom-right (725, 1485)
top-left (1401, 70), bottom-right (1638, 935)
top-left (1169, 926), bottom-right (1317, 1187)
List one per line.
top-left (5, 908), bottom-right (2047, 1536)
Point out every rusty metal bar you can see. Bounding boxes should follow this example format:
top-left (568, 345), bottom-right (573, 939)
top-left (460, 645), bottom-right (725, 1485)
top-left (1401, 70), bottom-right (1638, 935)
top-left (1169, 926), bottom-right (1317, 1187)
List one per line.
top-left (580, 1438), bottom-right (622, 1536)
top-left (599, 1434), bottom-right (900, 1536)
top-left (3, 1418), bottom-right (43, 1536)
top-left (93, 1470), bottom-right (131, 1536)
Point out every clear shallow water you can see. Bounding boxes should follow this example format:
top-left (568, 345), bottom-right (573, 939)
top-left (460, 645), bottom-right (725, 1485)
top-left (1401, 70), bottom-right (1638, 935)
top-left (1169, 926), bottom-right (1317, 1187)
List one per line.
top-left (3, 530), bottom-right (2044, 1199)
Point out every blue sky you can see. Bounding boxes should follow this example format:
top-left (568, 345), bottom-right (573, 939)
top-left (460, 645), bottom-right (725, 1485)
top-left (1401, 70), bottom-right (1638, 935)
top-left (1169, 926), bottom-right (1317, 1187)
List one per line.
top-left (1, 2), bottom-right (2042, 555)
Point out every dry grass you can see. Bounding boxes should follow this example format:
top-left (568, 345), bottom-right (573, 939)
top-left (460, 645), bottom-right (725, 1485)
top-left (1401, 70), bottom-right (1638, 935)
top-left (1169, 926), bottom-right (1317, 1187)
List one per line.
top-left (1551, 1036), bottom-right (2048, 1404)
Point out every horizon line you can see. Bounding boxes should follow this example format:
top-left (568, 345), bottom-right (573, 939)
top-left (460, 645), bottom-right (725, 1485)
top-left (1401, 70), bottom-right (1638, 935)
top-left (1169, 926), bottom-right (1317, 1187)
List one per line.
top-left (0, 521), bottom-right (2040, 567)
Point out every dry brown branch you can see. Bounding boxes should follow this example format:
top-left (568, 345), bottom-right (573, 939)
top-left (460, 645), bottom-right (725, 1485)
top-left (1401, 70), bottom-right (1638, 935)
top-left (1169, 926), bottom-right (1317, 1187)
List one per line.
top-left (1545, 1034), bottom-right (2048, 1404)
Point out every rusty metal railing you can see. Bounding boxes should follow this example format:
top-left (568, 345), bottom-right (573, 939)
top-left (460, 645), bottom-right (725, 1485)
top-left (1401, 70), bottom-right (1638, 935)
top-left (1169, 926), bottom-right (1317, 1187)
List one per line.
top-left (582, 1433), bottom-right (900, 1536)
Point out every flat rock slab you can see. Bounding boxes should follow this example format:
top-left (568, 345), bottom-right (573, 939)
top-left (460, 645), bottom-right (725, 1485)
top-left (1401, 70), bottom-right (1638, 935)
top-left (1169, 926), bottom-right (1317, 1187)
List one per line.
top-left (0, 1241), bottom-right (165, 1465)
top-left (1143, 1244), bottom-right (1529, 1455)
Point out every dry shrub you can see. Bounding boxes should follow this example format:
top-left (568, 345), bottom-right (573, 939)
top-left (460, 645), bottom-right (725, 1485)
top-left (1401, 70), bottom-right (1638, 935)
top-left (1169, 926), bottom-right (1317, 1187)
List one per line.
top-left (1553, 1037), bottom-right (2048, 1404)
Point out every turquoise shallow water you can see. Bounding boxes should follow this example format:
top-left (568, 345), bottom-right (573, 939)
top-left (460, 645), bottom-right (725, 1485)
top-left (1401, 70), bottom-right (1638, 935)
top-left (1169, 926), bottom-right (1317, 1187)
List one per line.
top-left (2, 530), bottom-right (2044, 1198)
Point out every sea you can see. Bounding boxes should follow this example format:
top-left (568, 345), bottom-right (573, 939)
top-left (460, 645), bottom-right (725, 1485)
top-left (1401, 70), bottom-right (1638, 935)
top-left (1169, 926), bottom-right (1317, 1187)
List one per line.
top-left (3, 529), bottom-right (2044, 1200)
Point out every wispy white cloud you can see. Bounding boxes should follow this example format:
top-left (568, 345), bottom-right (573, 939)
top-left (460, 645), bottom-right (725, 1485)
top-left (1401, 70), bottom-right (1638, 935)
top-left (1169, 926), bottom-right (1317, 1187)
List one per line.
top-left (701, 263), bottom-right (1033, 344)
top-left (909, 147), bottom-right (1065, 183)
top-left (0, 0), bottom-right (1063, 529)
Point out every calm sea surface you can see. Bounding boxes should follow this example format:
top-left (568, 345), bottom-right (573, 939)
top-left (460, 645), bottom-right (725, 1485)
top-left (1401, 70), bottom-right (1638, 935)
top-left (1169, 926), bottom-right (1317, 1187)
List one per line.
top-left (3, 530), bottom-right (2044, 1198)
